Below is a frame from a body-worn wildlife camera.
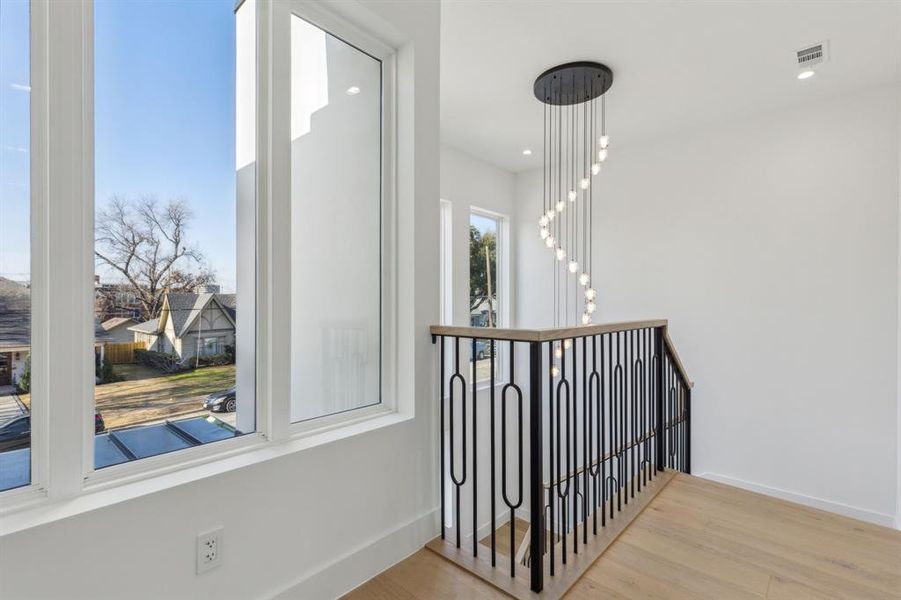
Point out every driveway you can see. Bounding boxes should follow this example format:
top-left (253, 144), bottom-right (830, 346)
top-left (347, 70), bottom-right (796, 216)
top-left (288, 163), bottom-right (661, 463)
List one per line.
top-left (0, 385), bottom-right (26, 424)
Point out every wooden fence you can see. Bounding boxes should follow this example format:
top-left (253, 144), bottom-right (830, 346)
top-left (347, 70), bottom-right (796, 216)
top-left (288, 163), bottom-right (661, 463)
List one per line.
top-left (104, 341), bottom-right (146, 364)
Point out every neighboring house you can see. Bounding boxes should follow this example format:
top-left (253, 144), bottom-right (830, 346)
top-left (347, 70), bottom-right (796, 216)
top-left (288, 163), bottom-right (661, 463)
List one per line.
top-left (129, 291), bottom-right (236, 361)
top-left (470, 296), bottom-right (497, 327)
top-left (0, 277), bottom-right (111, 387)
top-left (101, 317), bottom-right (139, 343)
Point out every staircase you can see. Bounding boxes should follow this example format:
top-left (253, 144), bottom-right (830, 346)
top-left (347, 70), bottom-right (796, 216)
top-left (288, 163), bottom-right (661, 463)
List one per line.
top-left (427, 320), bottom-right (692, 599)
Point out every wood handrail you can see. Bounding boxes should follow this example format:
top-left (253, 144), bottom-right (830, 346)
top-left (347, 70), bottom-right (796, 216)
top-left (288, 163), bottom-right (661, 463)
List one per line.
top-left (663, 329), bottom-right (693, 388)
top-left (429, 319), bottom-right (668, 343)
top-left (429, 318), bottom-right (693, 388)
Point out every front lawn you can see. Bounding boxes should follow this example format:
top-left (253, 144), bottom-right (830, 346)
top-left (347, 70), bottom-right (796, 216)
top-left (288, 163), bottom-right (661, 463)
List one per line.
top-left (95, 364), bottom-right (236, 429)
top-left (19, 364), bottom-right (236, 429)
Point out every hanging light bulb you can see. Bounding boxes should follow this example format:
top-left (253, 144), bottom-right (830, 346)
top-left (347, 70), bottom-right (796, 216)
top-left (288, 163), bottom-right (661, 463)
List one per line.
top-left (555, 247), bottom-right (566, 261)
top-left (580, 178), bottom-right (590, 190)
top-left (563, 339), bottom-right (572, 350)
top-left (585, 288), bottom-right (597, 301)
top-left (591, 163), bottom-right (601, 176)
top-left (567, 190), bottom-right (577, 202)
top-left (546, 208), bottom-right (556, 220)
top-left (556, 200), bottom-right (565, 213)
top-left (586, 301), bottom-right (597, 314)
top-left (554, 345), bottom-right (563, 359)
top-left (539, 215), bottom-right (549, 227)
top-left (599, 135), bottom-right (610, 149)
top-left (581, 313), bottom-right (591, 325)
top-left (579, 272), bottom-right (590, 286)
top-left (550, 365), bottom-right (560, 378)
top-left (539, 227), bottom-right (549, 240)
top-left (545, 235), bottom-right (555, 248)
top-left (598, 148), bottom-right (608, 162)
top-left (568, 260), bottom-right (578, 273)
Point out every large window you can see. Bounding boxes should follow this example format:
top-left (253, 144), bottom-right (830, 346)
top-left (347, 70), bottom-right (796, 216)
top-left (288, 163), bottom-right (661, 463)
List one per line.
top-left (0, 0), bottom-right (32, 492)
top-left (0, 0), bottom-right (405, 508)
top-left (91, 0), bottom-right (254, 468)
top-left (289, 14), bottom-right (385, 423)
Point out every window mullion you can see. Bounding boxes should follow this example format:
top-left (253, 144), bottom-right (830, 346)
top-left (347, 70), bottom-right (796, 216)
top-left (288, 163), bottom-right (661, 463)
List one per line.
top-left (264, 0), bottom-right (292, 440)
top-left (41, 0), bottom-right (94, 497)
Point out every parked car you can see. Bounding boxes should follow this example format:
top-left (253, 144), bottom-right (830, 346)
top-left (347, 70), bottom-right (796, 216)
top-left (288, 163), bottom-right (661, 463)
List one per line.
top-left (0, 415), bottom-right (30, 452)
top-left (0, 412), bottom-right (104, 452)
top-left (471, 340), bottom-right (492, 361)
top-left (203, 387), bottom-right (236, 413)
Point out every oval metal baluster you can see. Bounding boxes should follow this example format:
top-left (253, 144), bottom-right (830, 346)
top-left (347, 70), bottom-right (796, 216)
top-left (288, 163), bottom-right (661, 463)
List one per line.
top-left (555, 344), bottom-right (571, 564)
top-left (449, 337), bottom-right (467, 549)
top-left (500, 340), bottom-right (524, 577)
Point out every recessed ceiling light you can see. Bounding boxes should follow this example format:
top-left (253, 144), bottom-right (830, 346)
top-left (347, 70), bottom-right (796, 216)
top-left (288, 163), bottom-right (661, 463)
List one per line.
top-left (346, 86), bottom-right (361, 95)
top-left (522, 149), bottom-right (532, 156)
top-left (797, 70), bottom-right (815, 80)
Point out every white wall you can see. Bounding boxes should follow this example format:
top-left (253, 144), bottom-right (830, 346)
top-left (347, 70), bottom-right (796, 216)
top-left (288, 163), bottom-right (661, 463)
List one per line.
top-left (440, 144), bottom-right (516, 329)
top-left (0, 2), bottom-right (441, 598)
top-left (516, 85), bottom-right (901, 527)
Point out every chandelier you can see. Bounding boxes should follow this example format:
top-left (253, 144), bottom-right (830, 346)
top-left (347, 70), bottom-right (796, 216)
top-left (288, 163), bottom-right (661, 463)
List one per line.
top-left (534, 62), bottom-right (612, 327)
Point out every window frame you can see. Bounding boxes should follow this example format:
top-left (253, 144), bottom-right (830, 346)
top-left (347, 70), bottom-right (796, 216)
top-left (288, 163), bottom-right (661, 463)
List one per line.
top-left (270, 0), bottom-right (399, 438)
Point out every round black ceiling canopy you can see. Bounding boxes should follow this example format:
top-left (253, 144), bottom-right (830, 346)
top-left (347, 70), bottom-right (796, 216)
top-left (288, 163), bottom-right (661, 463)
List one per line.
top-left (533, 61), bottom-right (613, 106)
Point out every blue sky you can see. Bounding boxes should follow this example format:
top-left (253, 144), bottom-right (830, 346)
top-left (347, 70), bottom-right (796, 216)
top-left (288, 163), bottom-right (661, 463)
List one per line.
top-left (1, 0), bottom-right (238, 292)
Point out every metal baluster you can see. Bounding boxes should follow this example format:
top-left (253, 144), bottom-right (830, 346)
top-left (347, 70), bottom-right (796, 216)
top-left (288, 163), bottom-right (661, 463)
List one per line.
top-left (685, 385), bottom-right (692, 475)
top-left (501, 341), bottom-right (523, 577)
top-left (556, 343), bottom-right (570, 564)
top-left (654, 327), bottom-right (666, 473)
top-left (472, 338), bottom-right (478, 557)
top-left (528, 342), bottom-right (544, 592)
top-left (489, 340), bottom-right (496, 566)
top-left (582, 336), bottom-right (589, 546)
top-left (588, 335), bottom-right (600, 535)
top-left (439, 335), bottom-right (446, 540)
top-left (547, 342), bottom-right (555, 576)
top-left (629, 329), bottom-right (635, 501)
top-left (599, 333), bottom-right (606, 527)
top-left (449, 337), bottom-right (467, 548)
top-left (617, 331), bottom-right (624, 513)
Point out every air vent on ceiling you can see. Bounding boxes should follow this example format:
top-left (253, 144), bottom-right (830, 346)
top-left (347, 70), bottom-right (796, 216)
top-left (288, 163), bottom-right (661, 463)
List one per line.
top-left (796, 41), bottom-right (829, 68)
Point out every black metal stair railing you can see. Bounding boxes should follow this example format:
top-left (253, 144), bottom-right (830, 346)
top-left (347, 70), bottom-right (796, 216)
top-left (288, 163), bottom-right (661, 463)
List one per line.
top-left (431, 320), bottom-right (692, 595)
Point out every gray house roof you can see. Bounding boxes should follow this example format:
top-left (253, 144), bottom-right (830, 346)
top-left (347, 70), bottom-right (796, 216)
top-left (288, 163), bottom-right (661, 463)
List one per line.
top-left (0, 276), bottom-right (113, 349)
top-left (128, 318), bottom-right (160, 334)
top-left (129, 292), bottom-right (236, 338)
top-left (101, 317), bottom-right (137, 331)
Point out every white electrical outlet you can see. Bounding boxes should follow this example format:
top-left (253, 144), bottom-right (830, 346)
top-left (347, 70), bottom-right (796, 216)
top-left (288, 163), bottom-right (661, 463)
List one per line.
top-left (196, 527), bottom-right (223, 574)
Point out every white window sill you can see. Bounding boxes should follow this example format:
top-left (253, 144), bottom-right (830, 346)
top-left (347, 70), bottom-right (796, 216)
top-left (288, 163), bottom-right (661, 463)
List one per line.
top-left (0, 407), bottom-right (411, 536)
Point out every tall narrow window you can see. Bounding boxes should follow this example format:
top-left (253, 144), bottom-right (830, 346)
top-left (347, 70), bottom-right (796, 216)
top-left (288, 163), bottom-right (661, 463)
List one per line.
top-left (92, 0), bottom-right (255, 468)
top-left (289, 15), bottom-right (384, 423)
top-left (470, 211), bottom-right (500, 383)
top-left (0, 0), bottom-right (32, 492)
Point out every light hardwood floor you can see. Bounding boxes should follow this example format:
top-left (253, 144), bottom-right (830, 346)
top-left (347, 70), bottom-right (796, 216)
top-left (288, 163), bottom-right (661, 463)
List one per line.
top-left (344, 474), bottom-right (901, 599)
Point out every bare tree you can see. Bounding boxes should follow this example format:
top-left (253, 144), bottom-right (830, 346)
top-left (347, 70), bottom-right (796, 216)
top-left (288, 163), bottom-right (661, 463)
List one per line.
top-left (95, 195), bottom-right (214, 322)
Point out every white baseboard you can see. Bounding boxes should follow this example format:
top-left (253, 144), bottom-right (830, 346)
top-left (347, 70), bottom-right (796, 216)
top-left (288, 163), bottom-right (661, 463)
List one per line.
top-left (268, 507), bottom-right (439, 600)
top-left (698, 472), bottom-right (897, 529)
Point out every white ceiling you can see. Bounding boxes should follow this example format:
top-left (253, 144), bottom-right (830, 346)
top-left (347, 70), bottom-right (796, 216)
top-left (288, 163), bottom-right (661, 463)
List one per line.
top-left (441, 1), bottom-right (901, 173)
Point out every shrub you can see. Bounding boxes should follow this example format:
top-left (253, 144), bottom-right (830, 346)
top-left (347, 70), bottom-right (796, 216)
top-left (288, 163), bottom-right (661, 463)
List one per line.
top-left (135, 348), bottom-right (188, 373)
top-left (16, 355), bottom-right (31, 394)
top-left (96, 357), bottom-right (122, 385)
top-left (195, 353), bottom-right (232, 367)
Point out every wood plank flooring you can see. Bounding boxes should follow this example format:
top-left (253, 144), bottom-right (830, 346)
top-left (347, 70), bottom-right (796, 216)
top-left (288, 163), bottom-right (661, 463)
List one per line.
top-left (344, 474), bottom-right (901, 599)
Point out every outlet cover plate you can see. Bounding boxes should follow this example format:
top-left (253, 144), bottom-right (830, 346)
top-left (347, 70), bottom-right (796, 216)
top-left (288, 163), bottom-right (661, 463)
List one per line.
top-left (196, 527), bottom-right (223, 574)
